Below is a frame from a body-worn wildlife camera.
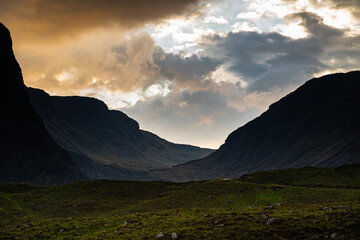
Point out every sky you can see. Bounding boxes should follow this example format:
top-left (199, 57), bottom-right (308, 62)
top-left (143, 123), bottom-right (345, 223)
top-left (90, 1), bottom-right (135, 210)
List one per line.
top-left (1, 0), bottom-right (360, 149)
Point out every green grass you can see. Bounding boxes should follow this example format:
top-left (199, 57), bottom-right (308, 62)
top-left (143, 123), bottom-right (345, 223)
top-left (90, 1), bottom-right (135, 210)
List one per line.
top-left (239, 163), bottom-right (360, 188)
top-left (1, 165), bottom-right (360, 239)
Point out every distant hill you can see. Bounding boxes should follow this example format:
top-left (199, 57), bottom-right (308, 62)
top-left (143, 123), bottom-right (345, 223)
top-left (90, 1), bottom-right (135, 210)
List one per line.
top-left (239, 163), bottom-right (360, 189)
top-left (27, 87), bottom-right (213, 178)
top-left (155, 71), bottom-right (360, 181)
top-left (0, 23), bottom-right (87, 185)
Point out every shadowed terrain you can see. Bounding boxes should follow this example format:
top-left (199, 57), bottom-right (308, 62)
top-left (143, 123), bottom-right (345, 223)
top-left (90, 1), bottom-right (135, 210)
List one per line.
top-left (27, 87), bottom-right (213, 179)
top-left (0, 164), bottom-right (359, 239)
top-left (0, 23), bottom-right (87, 185)
top-left (154, 71), bottom-right (360, 181)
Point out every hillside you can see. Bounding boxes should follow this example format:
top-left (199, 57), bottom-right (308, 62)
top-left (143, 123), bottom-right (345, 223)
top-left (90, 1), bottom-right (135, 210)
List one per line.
top-left (239, 163), bottom-right (360, 188)
top-left (27, 88), bottom-right (213, 174)
top-left (155, 71), bottom-right (360, 181)
top-left (0, 23), bottom-right (87, 185)
top-left (1, 164), bottom-right (360, 239)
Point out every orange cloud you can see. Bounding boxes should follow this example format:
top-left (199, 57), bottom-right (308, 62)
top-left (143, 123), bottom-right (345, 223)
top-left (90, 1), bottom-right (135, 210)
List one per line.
top-left (0, 0), bottom-right (204, 46)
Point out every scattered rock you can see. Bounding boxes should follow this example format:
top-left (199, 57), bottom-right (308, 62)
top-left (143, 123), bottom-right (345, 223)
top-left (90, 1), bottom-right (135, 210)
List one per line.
top-left (59, 227), bottom-right (65, 233)
top-left (265, 205), bottom-right (274, 210)
top-left (321, 206), bottom-right (332, 211)
top-left (330, 233), bottom-right (336, 238)
top-left (155, 232), bottom-right (164, 238)
top-left (171, 232), bottom-right (178, 239)
top-left (217, 224), bottom-right (224, 227)
top-left (248, 205), bottom-right (256, 208)
top-left (203, 214), bottom-right (209, 217)
top-left (267, 218), bottom-right (275, 225)
top-left (25, 223), bottom-right (33, 229)
top-left (123, 220), bottom-right (130, 226)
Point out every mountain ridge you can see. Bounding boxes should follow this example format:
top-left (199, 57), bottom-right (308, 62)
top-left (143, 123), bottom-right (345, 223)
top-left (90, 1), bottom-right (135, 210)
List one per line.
top-left (27, 87), bottom-right (214, 179)
top-left (0, 23), bottom-right (87, 185)
top-left (154, 71), bottom-right (360, 181)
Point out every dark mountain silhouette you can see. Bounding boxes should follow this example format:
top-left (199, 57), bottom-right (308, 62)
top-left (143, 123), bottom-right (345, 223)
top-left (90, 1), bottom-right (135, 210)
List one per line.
top-left (155, 71), bottom-right (360, 181)
top-left (27, 88), bottom-right (213, 178)
top-left (0, 23), bottom-right (87, 185)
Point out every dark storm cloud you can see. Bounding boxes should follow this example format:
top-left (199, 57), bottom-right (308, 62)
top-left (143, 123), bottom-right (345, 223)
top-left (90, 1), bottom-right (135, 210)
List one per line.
top-left (153, 47), bottom-right (222, 87)
top-left (0, 0), bottom-right (205, 44)
top-left (198, 11), bottom-right (358, 92)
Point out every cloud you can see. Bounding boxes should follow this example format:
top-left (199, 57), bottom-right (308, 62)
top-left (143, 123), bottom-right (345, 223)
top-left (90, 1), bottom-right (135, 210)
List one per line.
top-left (153, 47), bottom-right (221, 89)
top-left (0, 0), bottom-right (205, 46)
top-left (23, 31), bottom-right (158, 95)
top-left (124, 88), bottom-right (261, 148)
top-left (196, 10), bottom-right (360, 94)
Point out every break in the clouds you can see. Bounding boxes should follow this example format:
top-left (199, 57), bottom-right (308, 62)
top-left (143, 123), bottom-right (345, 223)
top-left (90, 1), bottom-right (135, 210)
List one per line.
top-left (1, 0), bottom-right (360, 148)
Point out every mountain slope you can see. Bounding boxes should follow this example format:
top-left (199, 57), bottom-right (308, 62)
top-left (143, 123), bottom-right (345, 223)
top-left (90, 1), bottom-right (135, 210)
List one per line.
top-left (27, 88), bottom-right (214, 172)
top-left (155, 71), bottom-right (360, 181)
top-left (0, 23), bottom-right (87, 185)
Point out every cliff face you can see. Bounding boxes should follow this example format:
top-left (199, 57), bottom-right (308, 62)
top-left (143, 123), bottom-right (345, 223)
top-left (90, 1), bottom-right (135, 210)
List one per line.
top-left (0, 23), bottom-right (87, 185)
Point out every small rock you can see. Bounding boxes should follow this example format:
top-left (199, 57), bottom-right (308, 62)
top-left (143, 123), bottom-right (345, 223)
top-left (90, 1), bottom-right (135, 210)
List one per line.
top-left (59, 227), bottom-right (65, 233)
top-left (265, 205), bottom-right (274, 210)
top-left (155, 232), bottom-right (164, 238)
top-left (171, 232), bottom-right (178, 239)
top-left (321, 206), bottom-right (332, 211)
top-left (203, 214), bottom-right (209, 217)
top-left (248, 205), bottom-right (256, 208)
top-left (123, 220), bottom-right (130, 226)
top-left (25, 223), bottom-right (33, 229)
top-left (330, 233), bottom-right (336, 238)
top-left (208, 195), bottom-right (214, 199)
top-left (218, 224), bottom-right (224, 227)
top-left (267, 218), bottom-right (275, 225)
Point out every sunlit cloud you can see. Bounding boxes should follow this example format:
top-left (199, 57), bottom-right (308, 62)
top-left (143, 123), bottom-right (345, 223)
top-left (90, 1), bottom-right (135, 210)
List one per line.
top-left (1, 0), bottom-right (359, 148)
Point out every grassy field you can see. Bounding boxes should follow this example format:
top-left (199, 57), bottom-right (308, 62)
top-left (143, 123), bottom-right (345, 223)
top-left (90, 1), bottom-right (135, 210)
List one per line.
top-left (1, 165), bottom-right (360, 239)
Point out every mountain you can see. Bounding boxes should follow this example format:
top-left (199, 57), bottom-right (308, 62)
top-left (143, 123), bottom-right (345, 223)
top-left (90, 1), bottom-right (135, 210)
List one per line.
top-left (27, 88), bottom-right (214, 177)
top-left (0, 23), bottom-right (87, 185)
top-left (155, 71), bottom-right (360, 181)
